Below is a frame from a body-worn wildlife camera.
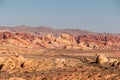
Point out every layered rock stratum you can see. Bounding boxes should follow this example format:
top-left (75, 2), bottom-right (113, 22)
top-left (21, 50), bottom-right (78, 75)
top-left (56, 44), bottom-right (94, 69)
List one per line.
top-left (0, 25), bottom-right (120, 50)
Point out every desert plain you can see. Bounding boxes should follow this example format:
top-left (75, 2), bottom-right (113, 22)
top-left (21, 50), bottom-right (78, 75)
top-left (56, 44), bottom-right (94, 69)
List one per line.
top-left (0, 47), bottom-right (120, 80)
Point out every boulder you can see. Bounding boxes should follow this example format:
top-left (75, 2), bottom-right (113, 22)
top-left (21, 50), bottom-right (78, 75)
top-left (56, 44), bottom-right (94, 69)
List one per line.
top-left (96, 54), bottom-right (108, 64)
top-left (108, 58), bottom-right (119, 67)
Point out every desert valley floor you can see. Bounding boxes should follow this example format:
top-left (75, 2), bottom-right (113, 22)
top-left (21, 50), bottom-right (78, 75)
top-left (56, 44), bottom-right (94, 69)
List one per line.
top-left (0, 46), bottom-right (120, 80)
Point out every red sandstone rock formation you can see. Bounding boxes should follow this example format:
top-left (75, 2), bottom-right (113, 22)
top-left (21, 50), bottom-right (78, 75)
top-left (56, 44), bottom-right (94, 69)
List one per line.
top-left (0, 31), bottom-right (120, 50)
top-left (77, 34), bottom-right (120, 50)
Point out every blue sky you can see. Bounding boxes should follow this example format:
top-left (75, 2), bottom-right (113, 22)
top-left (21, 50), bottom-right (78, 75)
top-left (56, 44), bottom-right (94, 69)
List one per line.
top-left (0, 0), bottom-right (120, 33)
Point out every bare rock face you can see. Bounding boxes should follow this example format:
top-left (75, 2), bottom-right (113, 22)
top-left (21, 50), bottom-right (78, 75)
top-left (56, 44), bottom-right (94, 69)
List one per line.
top-left (22, 59), bottom-right (39, 72)
top-left (61, 34), bottom-right (76, 43)
top-left (96, 54), bottom-right (108, 64)
top-left (0, 55), bottom-right (25, 73)
top-left (0, 56), bottom-right (81, 74)
top-left (0, 57), bottom-right (5, 70)
top-left (17, 55), bottom-right (25, 63)
top-left (56, 37), bottom-right (72, 46)
top-left (108, 58), bottom-right (119, 64)
top-left (9, 77), bottom-right (26, 80)
top-left (56, 34), bottom-right (76, 44)
top-left (43, 34), bottom-right (56, 42)
top-left (108, 58), bottom-right (120, 67)
top-left (0, 31), bottom-right (120, 50)
top-left (55, 58), bottom-right (66, 68)
top-left (0, 57), bottom-right (5, 65)
top-left (78, 34), bottom-right (120, 50)
top-left (55, 34), bottom-right (80, 49)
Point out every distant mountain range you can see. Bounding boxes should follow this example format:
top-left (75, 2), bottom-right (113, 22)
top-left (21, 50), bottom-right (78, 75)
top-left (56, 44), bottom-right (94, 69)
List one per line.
top-left (0, 25), bottom-right (96, 36)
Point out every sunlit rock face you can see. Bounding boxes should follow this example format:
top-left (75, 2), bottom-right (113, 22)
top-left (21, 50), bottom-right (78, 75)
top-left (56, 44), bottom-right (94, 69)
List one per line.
top-left (0, 31), bottom-right (120, 50)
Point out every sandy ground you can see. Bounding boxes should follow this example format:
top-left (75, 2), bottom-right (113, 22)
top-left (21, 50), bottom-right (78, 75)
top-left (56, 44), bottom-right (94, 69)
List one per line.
top-left (0, 47), bottom-right (120, 80)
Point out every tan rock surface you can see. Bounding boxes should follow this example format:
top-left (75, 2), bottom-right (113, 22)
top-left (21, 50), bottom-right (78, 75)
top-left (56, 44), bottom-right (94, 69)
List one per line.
top-left (96, 54), bottom-right (108, 64)
top-left (9, 77), bottom-right (26, 80)
top-left (23, 59), bottom-right (39, 72)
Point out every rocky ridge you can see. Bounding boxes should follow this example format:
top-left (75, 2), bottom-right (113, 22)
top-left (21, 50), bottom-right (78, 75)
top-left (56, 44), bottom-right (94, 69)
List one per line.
top-left (0, 31), bottom-right (119, 50)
